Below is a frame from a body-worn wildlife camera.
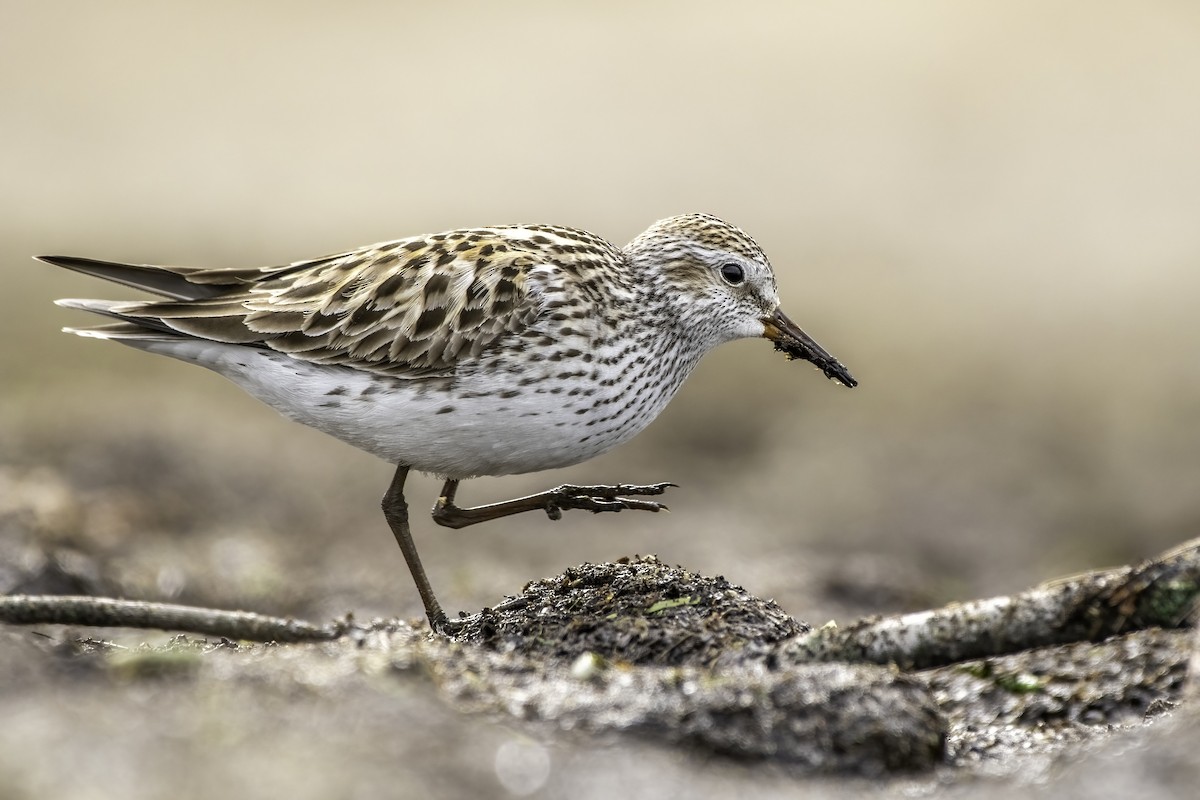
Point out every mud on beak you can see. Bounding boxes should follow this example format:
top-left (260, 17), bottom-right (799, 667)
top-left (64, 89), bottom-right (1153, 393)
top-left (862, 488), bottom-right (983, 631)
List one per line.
top-left (762, 308), bottom-right (858, 388)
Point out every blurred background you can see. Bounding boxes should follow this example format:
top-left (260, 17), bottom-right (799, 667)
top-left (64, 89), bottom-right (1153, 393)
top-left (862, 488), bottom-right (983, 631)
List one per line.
top-left (4, 1), bottom-right (1200, 644)
top-left (4, 2), bottom-right (1200, 797)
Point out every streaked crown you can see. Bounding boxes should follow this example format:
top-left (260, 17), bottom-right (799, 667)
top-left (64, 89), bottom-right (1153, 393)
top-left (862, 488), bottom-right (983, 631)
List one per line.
top-left (623, 213), bottom-right (781, 347)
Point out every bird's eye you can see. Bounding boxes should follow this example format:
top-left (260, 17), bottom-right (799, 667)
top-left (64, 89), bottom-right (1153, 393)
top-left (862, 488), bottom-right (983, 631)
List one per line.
top-left (719, 263), bottom-right (745, 285)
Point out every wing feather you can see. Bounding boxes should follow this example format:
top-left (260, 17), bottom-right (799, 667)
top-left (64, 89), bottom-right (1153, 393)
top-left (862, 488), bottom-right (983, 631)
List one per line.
top-left (70, 230), bottom-right (577, 378)
top-left (51, 224), bottom-right (630, 379)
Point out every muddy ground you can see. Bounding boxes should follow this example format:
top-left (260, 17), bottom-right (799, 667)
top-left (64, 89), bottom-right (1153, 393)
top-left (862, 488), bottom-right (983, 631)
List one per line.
top-left (2, 451), bottom-right (1199, 797)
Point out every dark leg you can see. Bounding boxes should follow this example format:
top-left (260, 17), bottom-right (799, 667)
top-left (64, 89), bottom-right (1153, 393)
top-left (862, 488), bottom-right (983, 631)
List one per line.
top-left (432, 479), bottom-right (675, 530)
top-left (382, 465), bottom-right (458, 633)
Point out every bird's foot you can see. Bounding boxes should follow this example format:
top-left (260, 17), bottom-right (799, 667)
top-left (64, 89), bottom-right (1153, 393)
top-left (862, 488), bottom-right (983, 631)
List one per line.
top-left (539, 482), bottom-right (675, 520)
top-left (431, 481), bottom-right (676, 529)
top-left (427, 597), bottom-right (529, 637)
top-left (429, 611), bottom-right (467, 636)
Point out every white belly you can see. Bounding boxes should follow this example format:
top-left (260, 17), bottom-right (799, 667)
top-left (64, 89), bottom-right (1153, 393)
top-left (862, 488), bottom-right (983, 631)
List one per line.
top-left (142, 339), bottom-right (696, 479)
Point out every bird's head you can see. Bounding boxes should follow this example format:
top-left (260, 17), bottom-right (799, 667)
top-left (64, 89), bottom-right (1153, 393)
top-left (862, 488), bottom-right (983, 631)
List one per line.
top-left (624, 213), bottom-right (857, 387)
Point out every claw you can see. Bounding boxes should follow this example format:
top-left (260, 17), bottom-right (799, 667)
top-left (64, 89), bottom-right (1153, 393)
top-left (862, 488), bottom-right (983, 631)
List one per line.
top-left (554, 482), bottom-right (676, 500)
top-left (430, 610), bottom-right (469, 636)
top-left (623, 499), bottom-right (668, 513)
top-left (547, 489), bottom-right (670, 516)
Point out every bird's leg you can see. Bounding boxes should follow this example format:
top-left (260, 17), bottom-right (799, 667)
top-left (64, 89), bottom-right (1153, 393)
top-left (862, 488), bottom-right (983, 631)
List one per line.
top-left (431, 479), bottom-right (675, 530)
top-left (382, 465), bottom-right (460, 634)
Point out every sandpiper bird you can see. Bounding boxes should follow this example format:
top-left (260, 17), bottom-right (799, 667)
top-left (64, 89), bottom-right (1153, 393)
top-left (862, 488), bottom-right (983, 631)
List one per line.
top-left (42, 214), bottom-right (856, 633)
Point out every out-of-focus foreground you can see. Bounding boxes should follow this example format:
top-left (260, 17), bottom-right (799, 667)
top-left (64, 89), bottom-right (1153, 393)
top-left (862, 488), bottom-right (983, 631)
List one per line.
top-left (2, 2), bottom-right (1199, 798)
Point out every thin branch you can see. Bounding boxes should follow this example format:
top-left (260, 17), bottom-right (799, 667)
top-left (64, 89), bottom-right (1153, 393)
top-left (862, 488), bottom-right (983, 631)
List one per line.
top-left (0, 595), bottom-right (343, 643)
top-left (777, 538), bottom-right (1200, 670)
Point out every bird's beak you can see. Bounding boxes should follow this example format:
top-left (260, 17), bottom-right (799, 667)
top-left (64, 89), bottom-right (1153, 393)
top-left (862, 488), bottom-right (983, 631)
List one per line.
top-left (762, 308), bottom-right (858, 388)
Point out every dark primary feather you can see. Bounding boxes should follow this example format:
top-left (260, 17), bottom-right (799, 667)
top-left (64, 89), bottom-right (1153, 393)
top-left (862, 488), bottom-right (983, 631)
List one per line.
top-left (38, 255), bottom-right (231, 300)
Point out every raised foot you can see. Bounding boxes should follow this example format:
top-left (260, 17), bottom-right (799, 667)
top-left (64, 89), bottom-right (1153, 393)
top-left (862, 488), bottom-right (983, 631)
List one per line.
top-left (539, 483), bottom-right (675, 520)
top-left (431, 480), bottom-right (677, 529)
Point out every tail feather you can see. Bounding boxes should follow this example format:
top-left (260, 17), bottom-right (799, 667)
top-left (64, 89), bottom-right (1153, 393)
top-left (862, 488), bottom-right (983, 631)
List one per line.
top-left (63, 322), bottom-right (182, 342)
top-left (55, 297), bottom-right (140, 317)
top-left (55, 298), bottom-right (181, 338)
top-left (43, 251), bottom-right (322, 348)
top-left (37, 254), bottom-right (316, 300)
top-left (37, 255), bottom-right (231, 300)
